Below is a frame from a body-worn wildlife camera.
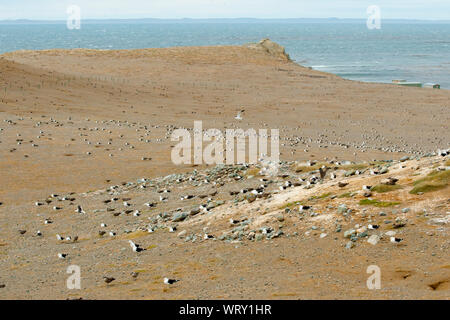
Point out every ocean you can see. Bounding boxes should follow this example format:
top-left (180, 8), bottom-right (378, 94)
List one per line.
top-left (1, 21), bottom-right (449, 88)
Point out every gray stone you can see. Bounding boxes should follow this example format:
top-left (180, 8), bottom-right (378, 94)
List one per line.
top-left (344, 229), bottom-right (356, 238)
top-left (400, 156), bottom-right (409, 162)
top-left (338, 204), bottom-right (348, 214)
top-left (367, 235), bottom-right (380, 245)
top-left (172, 212), bottom-right (188, 222)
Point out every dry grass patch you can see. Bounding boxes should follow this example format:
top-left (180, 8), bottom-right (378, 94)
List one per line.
top-left (244, 167), bottom-right (261, 177)
top-left (120, 230), bottom-right (148, 240)
top-left (292, 162), bottom-right (327, 173)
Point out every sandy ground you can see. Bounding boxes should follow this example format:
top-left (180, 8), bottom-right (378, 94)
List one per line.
top-left (0, 41), bottom-right (448, 299)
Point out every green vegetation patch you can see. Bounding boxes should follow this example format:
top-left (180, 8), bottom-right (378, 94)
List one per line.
top-left (279, 201), bottom-right (301, 210)
top-left (371, 184), bottom-right (403, 193)
top-left (409, 170), bottom-right (449, 194)
top-left (359, 199), bottom-right (400, 207)
top-left (338, 192), bottom-right (353, 198)
top-left (309, 192), bottom-right (333, 200)
top-left (340, 163), bottom-right (369, 171)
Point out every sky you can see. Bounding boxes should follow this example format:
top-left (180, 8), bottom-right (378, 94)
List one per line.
top-left (0, 0), bottom-right (449, 20)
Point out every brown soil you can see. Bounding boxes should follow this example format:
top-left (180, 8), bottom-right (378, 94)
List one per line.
top-left (0, 42), bottom-right (448, 299)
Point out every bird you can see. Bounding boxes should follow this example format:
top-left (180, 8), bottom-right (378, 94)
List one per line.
top-left (145, 202), bottom-right (156, 208)
top-left (129, 240), bottom-right (145, 252)
top-left (36, 230), bottom-right (42, 236)
top-left (362, 185), bottom-right (372, 191)
top-left (103, 276), bottom-right (115, 284)
top-left (299, 205), bottom-right (311, 212)
top-left (100, 223), bottom-right (107, 227)
top-left (262, 227), bottom-right (273, 235)
top-left (235, 110), bottom-right (244, 121)
top-left (18, 230), bottom-right (27, 235)
top-left (203, 234), bottom-right (214, 240)
top-left (437, 149), bottom-right (449, 157)
top-left (56, 234), bottom-right (63, 241)
top-left (147, 227), bottom-right (154, 233)
top-left (133, 210), bottom-right (141, 217)
top-left (390, 237), bottom-right (403, 243)
top-left (58, 253), bottom-right (68, 259)
top-left (76, 205), bottom-right (85, 214)
top-left (131, 272), bottom-right (139, 279)
top-left (368, 224), bottom-right (380, 230)
top-left (164, 277), bottom-right (179, 285)
top-left (169, 226), bottom-right (177, 233)
top-left (109, 231), bottom-right (116, 237)
top-left (319, 166), bottom-right (329, 180)
top-left (98, 231), bottom-right (106, 237)
top-left (229, 218), bottom-right (241, 225)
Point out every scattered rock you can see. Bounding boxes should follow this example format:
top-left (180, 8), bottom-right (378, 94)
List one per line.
top-left (345, 241), bottom-right (354, 249)
top-left (381, 177), bottom-right (398, 185)
top-left (344, 229), bottom-right (356, 238)
top-left (177, 230), bottom-right (187, 238)
top-left (172, 212), bottom-right (188, 222)
top-left (367, 235), bottom-right (380, 245)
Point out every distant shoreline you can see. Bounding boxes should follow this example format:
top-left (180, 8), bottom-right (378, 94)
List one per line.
top-left (1, 45), bottom-right (447, 90)
top-left (1, 18), bottom-right (450, 24)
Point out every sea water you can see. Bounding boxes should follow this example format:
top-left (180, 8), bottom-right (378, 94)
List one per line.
top-left (1, 21), bottom-right (449, 88)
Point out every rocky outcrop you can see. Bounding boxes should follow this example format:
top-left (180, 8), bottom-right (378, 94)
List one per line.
top-left (244, 38), bottom-right (291, 61)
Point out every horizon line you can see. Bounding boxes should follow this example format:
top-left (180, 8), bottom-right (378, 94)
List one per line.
top-left (1, 17), bottom-right (450, 23)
